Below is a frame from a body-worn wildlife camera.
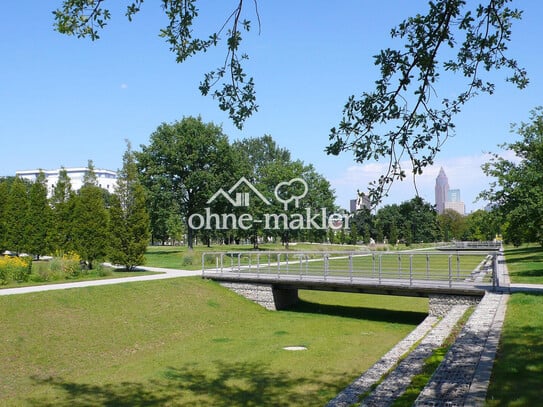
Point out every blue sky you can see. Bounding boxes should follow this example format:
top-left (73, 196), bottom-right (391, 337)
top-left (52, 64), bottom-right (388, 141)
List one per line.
top-left (2, 1), bottom-right (543, 212)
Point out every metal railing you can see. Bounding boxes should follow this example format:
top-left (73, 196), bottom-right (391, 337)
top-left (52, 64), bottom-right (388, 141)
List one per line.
top-left (202, 250), bottom-right (499, 289)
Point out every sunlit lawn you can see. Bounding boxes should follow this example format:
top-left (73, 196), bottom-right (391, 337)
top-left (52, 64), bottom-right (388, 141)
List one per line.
top-left (502, 244), bottom-right (543, 284)
top-left (0, 277), bottom-right (428, 406)
top-left (485, 244), bottom-right (543, 405)
top-left (0, 262), bottom-right (157, 290)
top-left (486, 292), bottom-right (543, 406)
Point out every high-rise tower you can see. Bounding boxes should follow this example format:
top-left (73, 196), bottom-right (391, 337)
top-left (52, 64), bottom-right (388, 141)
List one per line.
top-left (435, 167), bottom-right (449, 214)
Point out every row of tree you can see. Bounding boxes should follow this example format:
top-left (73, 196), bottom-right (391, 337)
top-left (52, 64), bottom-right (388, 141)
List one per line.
top-left (0, 146), bottom-right (150, 270)
top-left (5, 107), bottom-right (537, 265)
top-left (135, 117), bottom-right (337, 248)
top-left (337, 197), bottom-right (500, 246)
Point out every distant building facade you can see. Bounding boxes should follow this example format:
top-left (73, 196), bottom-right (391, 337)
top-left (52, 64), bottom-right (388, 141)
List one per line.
top-left (16, 167), bottom-right (117, 197)
top-left (350, 193), bottom-right (371, 213)
top-left (448, 189), bottom-right (461, 202)
top-left (444, 201), bottom-right (465, 215)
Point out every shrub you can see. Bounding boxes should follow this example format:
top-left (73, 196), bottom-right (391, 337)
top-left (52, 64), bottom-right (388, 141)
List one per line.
top-left (182, 255), bottom-right (194, 266)
top-left (37, 253), bottom-right (84, 282)
top-left (0, 256), bottom-right (32, 284)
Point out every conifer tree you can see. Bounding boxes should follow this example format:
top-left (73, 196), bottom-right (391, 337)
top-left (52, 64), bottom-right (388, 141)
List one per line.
top-left (26, 172), bottom-right (51, 259)
top-left (5, 177), bottom-right (29, 255)
top-left (72, 161), bottom-right (109, 269)
top-left (0, 179), bottom-right (9, 252)
top-left (109, 141), bottom-right (150, 270)
top-left (48, 167), bottom-right (75, 254)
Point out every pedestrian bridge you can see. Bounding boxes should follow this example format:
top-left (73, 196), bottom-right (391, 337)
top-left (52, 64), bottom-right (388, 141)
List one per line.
top-left (202, 247), bottom-right (501, 311)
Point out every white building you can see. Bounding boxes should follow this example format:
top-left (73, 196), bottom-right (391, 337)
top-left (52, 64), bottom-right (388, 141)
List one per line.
top-left (444, 201), bottom-right (465, 215)
top-left (16, 167), bottom-right (117, 196)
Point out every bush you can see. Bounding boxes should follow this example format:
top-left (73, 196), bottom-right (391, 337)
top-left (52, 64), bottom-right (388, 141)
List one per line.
top-left (0, 256), bottom-right (32, 284)
top-left (35, 253), bottom-right (84, 282)
top-left (182, 255), bottom-right (194, 266)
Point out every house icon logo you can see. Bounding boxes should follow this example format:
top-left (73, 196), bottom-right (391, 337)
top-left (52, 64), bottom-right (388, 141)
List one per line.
top-left (206, 177), bottom-right (271, 207)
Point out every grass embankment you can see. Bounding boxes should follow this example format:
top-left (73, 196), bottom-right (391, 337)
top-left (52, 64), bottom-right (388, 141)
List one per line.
top-left (502, 244), bottom-right (543, 284)
top-left (0, 278), bottom-right (428, 406)
top-left (486, 244), bottom-right (543, 406)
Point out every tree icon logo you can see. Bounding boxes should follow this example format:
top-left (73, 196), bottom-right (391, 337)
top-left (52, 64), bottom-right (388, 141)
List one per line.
top-left (274, 178), bottom-right (308, 210)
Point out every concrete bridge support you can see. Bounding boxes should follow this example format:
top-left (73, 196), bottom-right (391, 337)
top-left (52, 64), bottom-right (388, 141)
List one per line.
top-left (218, 282), bottom-right (299, 311)
top-left (218, 281), bottom-right (482, 314)
top-left (428, 294), bottom-right (481, 317)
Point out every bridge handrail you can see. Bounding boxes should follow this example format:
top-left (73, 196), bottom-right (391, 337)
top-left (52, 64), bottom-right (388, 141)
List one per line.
top-left (202, 250), bottom-right (499, 289)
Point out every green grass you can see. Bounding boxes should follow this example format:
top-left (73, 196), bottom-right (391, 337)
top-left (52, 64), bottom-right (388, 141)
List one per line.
top-left (486, 292), bottom-right (543, 406)
top-left (485, 245), bottom-right (543, 405)
top-left (0, 278), bottom-right (428, 406)
top-left (144, 243), bottom-right (369, 270)
top-left (503, 244), bottom-right (543, 284)
top-left (0, 261), bottom-right (157, 290)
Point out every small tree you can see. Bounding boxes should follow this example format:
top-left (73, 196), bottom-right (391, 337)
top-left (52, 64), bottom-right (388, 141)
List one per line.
top-left (5, 177), bottom-right (29, 255)
top-left (48, 167), bottom-right (75, 253)
top-left (109, 141), bottom-right (151, 270)
top-left (26, 172), bottom-right (51, 259)
top-left (72, 163), bottom-right (109, 269)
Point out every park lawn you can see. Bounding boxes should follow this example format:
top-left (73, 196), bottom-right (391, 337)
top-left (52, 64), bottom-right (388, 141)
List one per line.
top-left (0, 262), bottom-right (158, 290)
top-left (0, 277), bottom-right (428, 406)
top-left (486, 245), bottom-right (543, 405)
top-left (144, 242), bottom-right (368, 270)
top-left (503, 244), bottom-right (543, 284)
top-left (486, 292), bottom-right (543, 406)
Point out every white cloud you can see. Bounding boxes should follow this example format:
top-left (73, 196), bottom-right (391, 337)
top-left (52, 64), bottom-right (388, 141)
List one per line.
top-left (120, 83), bottom-right (128, 89)
top-left (331, 153), bottom-right (495, 213)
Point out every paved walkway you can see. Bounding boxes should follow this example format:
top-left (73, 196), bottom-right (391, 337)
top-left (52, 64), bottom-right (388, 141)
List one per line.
top-left (0, 266), bottom-right (200, 296)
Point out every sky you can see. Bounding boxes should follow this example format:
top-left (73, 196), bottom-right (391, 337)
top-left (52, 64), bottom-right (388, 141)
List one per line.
top-left (2, 1), bottom-right (543, 213)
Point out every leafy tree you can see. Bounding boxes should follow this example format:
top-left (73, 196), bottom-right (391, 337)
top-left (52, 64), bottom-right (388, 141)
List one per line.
top-left (376, 197), bottom-right (437, 245)
top-left (437, 208), bottom-right (467, 241)
top-left (109, 142), bottom-right (151, 270)
top-left (464, 209), bottom-right (499, 241)
top-left (398, 197), bottom-right (438, 244)
top-left (136, 117), bottom-right (239, 249)
top-left (375, 204), bottom-right (402, 245)
top-left (26, 172), bottom-right (51, 259)
top-left (53, 1), bottom-right (528, 203)
top-left (5, 177), bottom-right (29, 255)
top-left (480, 107), bottom-right (543, 245)
top-left (53, 0), bottom-right (259, 129)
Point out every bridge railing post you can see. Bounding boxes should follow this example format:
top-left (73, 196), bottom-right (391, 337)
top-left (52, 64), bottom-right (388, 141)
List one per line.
top-left (457, 254), bottom-right (461, 281)
top-left (324, 254), bottom-right (329, 280)
top-left (448, 255), bottom-right (453, 288)
top-left (426, 254), bottom-right (430, 280)
top-left (349, 254), bottom-right (353, 283)
top-left (378, 254), bottom-right (382, 284)
top-left (409, 255), bottom-right (413, 286)
top-left (492, 253), bottom-right (499, 289)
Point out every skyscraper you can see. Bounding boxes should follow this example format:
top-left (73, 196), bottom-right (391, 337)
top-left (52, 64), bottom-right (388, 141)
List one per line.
top-left (448, 189), bottom-right (461, 202)
top-left (435, 167), bottom-right (449, 214)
